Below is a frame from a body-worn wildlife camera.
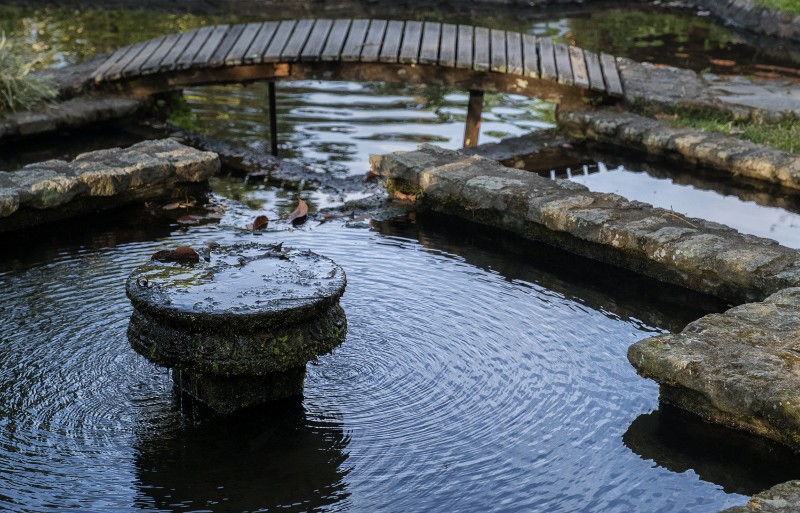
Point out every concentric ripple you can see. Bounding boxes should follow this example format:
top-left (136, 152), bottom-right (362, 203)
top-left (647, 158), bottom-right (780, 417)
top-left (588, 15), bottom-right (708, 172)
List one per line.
top-left (0, 212), bottom-right (757, 512)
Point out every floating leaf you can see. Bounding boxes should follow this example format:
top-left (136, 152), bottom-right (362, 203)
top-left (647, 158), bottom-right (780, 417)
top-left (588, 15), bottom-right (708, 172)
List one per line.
top-left (151, 246), bottom-right (200, 264)
top-left (393, 191), bottom-right (417, 203)
top-left (251, 215), bottom-right (269, 230)
top-left (287, 198), bottom-right (309, 226)
top-left (709, 58), bottom-right (736, 67)
top-left (162, 201), bottom-right (194, 210)
top-left (177, 215), bottom-right (203, 225)
top-left (317, 212), bottom-right (354, 225)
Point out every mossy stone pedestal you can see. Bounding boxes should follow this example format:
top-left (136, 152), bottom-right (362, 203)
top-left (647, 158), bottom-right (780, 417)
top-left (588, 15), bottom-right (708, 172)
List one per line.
top-left (125, 242), bottom-right (347, 413)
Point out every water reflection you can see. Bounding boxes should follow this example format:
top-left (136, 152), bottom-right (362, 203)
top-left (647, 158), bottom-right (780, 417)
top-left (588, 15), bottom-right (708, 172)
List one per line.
top-left (133, 398), bottom-right (350, 512)
top-left (623, 404), bottom-right (800, 496)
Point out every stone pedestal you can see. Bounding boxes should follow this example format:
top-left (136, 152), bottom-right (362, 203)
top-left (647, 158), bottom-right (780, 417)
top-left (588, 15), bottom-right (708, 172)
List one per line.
top-left (126, 242), bottom-right (347, 413)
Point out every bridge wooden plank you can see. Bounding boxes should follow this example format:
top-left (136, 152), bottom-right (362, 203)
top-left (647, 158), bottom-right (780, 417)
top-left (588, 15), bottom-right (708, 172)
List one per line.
top-left (473, 27), bottom-right (490, 72)
top-left (340, 19), bottom-right (368, 61)
top-left (122, 36), bottom-right (168, 78)
top-left (418, 22), bottom-right (441, 65)
top-left (104, 41), bottom-right (148, 80)
top-left (281, 19), bottom-right (315, 62)
top-left (321, 19), bottom-right (351, 61)
top-left (177, 27), bottom-right (213, 70)
top-left (93, 44), bottom-right (135, 82)
top-left (301, 19), bottom-right (333, 61)
top-left (583, 50), bottom-right (605, 92)
top-left (456, 25), bottom-right (473, 69)
top-left (521, 34), bottom-right (538, 78)
top-left (399, 20), bottom-right (423, 64)
top-left (161, 29), bottom-right (200, 71)
top-left (138, 34), bottom-right (178, 75)
top-left (438, 23), bottom-right (457, 67)
top-left (244, 21), bottom-right (278, 64)
top-left (379, 20), bottom-right (404, 63)
top-left (359, 19), bottom-right (386, 62)
top-left (263, 20), bottom-right (296, 62)
top-left (192, 25), bottom-right (229, 67)
top-left (225, 22), bottom-right (263, 65)
top-left (506, 31), bottom-right (523, 75)
top-left (538, 38), bottom-right (557, 81)
top-left (600, 53), bottom-right (623, 96)
top-left (553, 42), bottom-right (573, 85)
top-left (569, 46), bottom-right (589, 88)
top-left (490, 29), bottom-right (506, 73)
top-left (209, 23), bottom-right (246, 67)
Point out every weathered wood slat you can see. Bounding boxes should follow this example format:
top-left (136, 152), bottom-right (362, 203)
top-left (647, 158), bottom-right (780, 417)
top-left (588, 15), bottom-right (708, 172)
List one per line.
top-left (568, 46), bottom-right (589, 88)
top-left (301, 19), bottom-right (333, 61)
top-left (506, 31), bottom-right (523, 75)
top-left (263, 20), bottom-right (297, 63)
top-left (139, 33), bottom-right (179, 75)
top-left (553, 42), bottom-right (573, 85)
top-left (192, 25), bottom-right (230, 67)
top-left (176, 26), bottom-right (213, 70)
top-left (360, 19), bottom-right (387, 62)
top-left (456, 25), bottom-right (473, 70)
top-left (600, 52), bottom-right (624, 96)
top-left (161, 29), bottom-right (199, 71)
top-left (473, 27), bottom-right (490, 72)
top-left (379, 20), bottom-right (405, 63)
top-left (521, 34), bottom-right (538, 78)
top-left (244, 21), bottom-right (279, 64)
top-left (104, 42), bottom-right (148, 80)
top-left (225, 22), bottom-right (263, 65)
top-left (583, 50), bottom-right (606, 92)
top-left (538, 38), bottom-right (557, 81)
top-left (340, 19), bottom-right (369, 61)
top-left (419, 22), bottom-right (441, 65)
top-left (438, 23), bottom-right (457, 67)
top-left (321, 19), bottom-right (351, 61)
top-left (399, 20), bottom-right (423, 64)
top-left (122, 36), bottom-right (167, 78)
top-left (490, 29), bottom-right (506, 73)
top-left (281, 19), bottom-right (315, 62)
top-left (209, 24), bottom-right (246, 67)
top-left (93, 44), bottom-right (136, 82)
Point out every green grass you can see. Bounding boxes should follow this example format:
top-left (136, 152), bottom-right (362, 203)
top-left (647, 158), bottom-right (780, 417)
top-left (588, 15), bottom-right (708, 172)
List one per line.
top-left (750, 0), bottom-right (800, 14)
top-left (670, 113), bottom-right (800, 153)
top-left (0, 34), bottom-right (57, 112)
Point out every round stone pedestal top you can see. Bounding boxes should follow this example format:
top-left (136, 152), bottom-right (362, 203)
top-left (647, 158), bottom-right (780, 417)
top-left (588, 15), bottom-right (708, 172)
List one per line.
top-left (126, 242), bottom-right (346, 332)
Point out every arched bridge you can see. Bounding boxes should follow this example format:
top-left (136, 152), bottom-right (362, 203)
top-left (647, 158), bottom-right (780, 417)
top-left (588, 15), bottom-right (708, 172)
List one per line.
top-left (91, 19), bottom-right (626, 150)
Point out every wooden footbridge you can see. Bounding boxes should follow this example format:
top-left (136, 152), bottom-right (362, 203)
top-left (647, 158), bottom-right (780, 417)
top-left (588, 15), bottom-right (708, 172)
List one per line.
top-left (92, 19), bottom-right (626, 152)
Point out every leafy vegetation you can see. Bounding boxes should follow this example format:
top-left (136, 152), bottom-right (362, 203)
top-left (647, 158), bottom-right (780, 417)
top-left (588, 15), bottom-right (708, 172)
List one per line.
top-left (0, 34), bottom-right (57, 112)
top-left (750, 0), bottom-right (800, 15)
top-left (667, 112), bottom-right (800, 153)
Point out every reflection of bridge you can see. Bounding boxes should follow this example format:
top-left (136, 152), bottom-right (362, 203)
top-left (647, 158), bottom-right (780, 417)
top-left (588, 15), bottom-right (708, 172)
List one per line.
top-left (91, 19), bottom-right (625, 152)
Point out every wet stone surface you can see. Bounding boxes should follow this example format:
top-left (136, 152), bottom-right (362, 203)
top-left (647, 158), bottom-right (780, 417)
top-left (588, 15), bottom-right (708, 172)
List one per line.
top-left (628, 287), bottom-right (800, 452)
top-left (720, 480), bottom-right (800, 512)
top-left (126, 243), bottom-right (347, 413)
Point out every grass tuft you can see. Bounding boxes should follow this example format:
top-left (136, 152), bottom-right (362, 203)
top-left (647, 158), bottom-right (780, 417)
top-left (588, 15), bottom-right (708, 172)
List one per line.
top-left (666, 112), bottom-right (800, 154)
top-left (0, 33), bottom-right (58, 113)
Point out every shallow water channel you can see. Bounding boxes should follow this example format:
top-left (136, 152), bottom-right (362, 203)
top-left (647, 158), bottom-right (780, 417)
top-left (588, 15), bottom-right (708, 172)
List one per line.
top-left (4, 2), bottom-right (800, 512)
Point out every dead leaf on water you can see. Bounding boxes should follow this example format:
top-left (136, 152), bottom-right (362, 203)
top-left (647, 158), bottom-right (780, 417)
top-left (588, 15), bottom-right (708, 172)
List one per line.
top-left (393, 191), bottom-right (417, 203)
top-left (151, 246), bottom-right (200, 264)
top-left (162, 201), bottom-right (195, 210)
top-left (287, 198), bottom-right (309, 226)
top-left (177, 215), bottom-right (203, 225)
top-left (251, 215), bottom-right (269, 230)
top-left (709, 58), bottom-right (736, 67)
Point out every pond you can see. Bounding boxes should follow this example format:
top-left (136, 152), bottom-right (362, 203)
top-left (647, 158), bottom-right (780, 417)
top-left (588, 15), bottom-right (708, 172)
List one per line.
top-left (3, 2), bottom-right (800, 512)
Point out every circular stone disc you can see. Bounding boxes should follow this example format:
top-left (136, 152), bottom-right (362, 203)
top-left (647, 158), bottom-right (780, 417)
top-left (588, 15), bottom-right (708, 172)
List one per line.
top-left (126, 243), bottom-right (346, 332)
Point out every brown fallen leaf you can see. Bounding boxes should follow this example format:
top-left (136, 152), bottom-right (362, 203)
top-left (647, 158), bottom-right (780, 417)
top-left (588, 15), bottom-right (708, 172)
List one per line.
top-left (251, 215), bottom-right (269, 230)
top-left (287, 198), bottom-right (309, 226)
top-left (177, 215), bottom-right (203, 225)
top-left (709, 58), bottom-right (736, 67)
top-left (317, 211), bottom-right (354, 225)
top-left (151, 246), bottom-right (200, 264)
top-left (393, 191), bottom-right (417, 203)
top-left (162, 201), bottom-right (194, 210)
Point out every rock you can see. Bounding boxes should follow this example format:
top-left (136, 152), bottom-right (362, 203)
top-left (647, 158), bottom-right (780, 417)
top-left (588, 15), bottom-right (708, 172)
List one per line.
top-left (720, 480), bottom-right (800, 512)
top-left (372, 144), bottom-right (800, 304)
top-left (628, 287), bottom-right (800, 452)
top-left (126, 243), bottom-right (348, 413)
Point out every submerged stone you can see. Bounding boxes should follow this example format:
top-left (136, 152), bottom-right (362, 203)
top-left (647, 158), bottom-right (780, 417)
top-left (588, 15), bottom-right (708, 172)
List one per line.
top-left (126, 242), bottom-right (347, 413)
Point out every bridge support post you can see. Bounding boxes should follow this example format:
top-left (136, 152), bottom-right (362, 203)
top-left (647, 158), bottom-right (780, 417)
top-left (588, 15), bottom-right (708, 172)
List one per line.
top-left (269, 81), bottom-right (278, 157)
top-left (463, 89), bottom-right (484, 148)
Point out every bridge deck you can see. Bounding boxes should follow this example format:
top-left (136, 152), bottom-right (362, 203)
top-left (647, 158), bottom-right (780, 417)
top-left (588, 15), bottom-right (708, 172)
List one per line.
top-left (91, 19), bottom-right (624, 100)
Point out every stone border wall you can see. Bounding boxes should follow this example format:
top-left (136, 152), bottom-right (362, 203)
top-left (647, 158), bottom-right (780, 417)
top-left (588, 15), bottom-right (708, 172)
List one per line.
top-left (695, 0), bottom-right (800, 43)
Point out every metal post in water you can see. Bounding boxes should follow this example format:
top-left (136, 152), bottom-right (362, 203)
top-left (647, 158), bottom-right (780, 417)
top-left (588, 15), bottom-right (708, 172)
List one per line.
top-left (463, 89), bottom-right (484, 148)
top-left (269, 81), bottom-right (278, 157)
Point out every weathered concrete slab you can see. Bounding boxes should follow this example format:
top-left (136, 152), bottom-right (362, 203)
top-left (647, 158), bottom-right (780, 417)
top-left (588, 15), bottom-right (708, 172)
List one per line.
top-left (0, 95), bottom-right (149, 141)
top-left (558, 110), bottom-right (800, 190)
top-left (629, 287), bottom-right (800, 451)
top-left (720, 480), bottom-right (800, 512)
top-left (0, 139), bottom-right (219, 232)
top-left (371, 144), bottom-right (800, 303)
